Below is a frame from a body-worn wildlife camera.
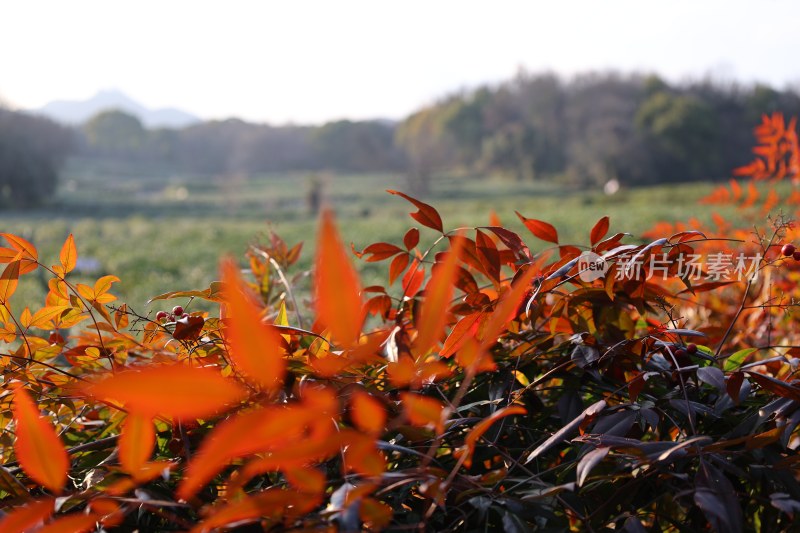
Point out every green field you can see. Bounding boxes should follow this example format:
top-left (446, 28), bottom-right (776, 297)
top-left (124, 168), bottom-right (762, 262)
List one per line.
top-left (0, 160), bottom-right (753, 314)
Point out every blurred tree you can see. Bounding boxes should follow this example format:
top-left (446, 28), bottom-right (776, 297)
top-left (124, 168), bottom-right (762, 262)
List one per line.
top-left (312, 120), bottom-right (403, 172)
top-left (636, 91), bottom-right (721, 182)
top-left (83, 109), bottom-right (146, 158)
top-left (395, 106), bottom-right (455, 194)
top-left (0, 108), bottom-right (74, 207)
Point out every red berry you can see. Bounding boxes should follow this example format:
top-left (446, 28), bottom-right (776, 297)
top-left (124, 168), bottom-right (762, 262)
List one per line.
top-left (782, 243), bottom-right (796, 257)
top-left (686, 343), bottom-right (698, 355)
top-left (793, 251), bottom-right (800, 261)
top-left (172, 305), bottom-right (184, 316)
top-left (156, 311), bottom-right (168, 322)
top-left (181, 313), bottom-right (190, 319)
top-left (674, 348), bottom-right (688, 359)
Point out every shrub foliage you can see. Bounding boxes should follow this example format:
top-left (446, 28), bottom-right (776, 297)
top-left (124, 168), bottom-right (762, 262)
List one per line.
top-left (1, 115), bottom-right (800, 531)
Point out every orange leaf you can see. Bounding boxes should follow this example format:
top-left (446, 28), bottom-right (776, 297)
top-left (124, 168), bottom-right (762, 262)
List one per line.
top-left (480, 266), bottom-right (538, 349)
top-left (283, 466), bottom-right (326, 494)
top-left (190, 489), bottom-right (320, 533)
top-left (119, 413), bottom-right (155, 474)
top-left (314, 210), bottom-right (363, 347)
top-left (343, 432), bottom-right (386, 477)
top-left (455, 336), bottom-right (496, 373)
top-left (458, 405), bottom-right (526, 468)
top-left (0, 260), bottom-right (20, 305)
top-left (415, 236), bottom-right (464, 355)
top-left (387, 190), bottom-right (443, 233)
top-left (350, 392), bottom-right (386, 435)
top-left (59, 234), bottom-right (77, 274)
top-left (12, 386), bottom-right (69, 494)
top-left (83, 364), bottom-right (247, 419)
top-left (515, 212), bottom-right (559, 243)
top-left (37, 512), bottom-right (102, 533)
top-left (1, 233), bottom-right (38, 274)
top-left (221, 259), bottom-right (286, 391)
top-left (178, 387), bottom-right (338, 500)
top-left (440, 312), bottom-right (484, 358)
top-left (402, 393), bottom-right (444, 431)
top-left (590, 216), bottom-right (610, 246)
top-left (0, 498), bottom-right (54, 532)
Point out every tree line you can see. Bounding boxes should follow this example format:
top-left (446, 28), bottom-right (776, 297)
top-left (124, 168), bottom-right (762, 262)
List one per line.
top-left (2, 70), bottom-right (800, 206)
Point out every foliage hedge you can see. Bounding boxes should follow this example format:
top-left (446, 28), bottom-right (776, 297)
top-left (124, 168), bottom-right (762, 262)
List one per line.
top-left (1, 114), bottom-right (800, 532)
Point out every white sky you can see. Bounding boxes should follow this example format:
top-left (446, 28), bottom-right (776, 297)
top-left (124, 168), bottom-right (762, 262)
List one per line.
top-left (2, 0), bottom-right (799, 124)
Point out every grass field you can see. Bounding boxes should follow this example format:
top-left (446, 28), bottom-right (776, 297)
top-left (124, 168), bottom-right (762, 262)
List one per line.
top-left (0, 159), bottom-right (761, 314)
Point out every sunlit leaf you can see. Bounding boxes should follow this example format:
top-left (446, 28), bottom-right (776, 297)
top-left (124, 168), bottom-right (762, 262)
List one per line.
top-left (415, 236), bottom-right (463, 355)
top-left (350, 392), bottom-right (386, 435)
top-left (59, 234), bottom-right (77, 274)
top-left (12, 386), bottom-right (69, 494)
top-left (220, 258), bottom-right (287, 389)
top-left (83, 364), bottom-right (247, 419)
top-left (119, 412), bottom-right (155, 474)
top-left (515, 211), bottom-right (558, 243)
top-left (402, 393), bottom-right (444, 431)
top-left (0, 498), bottom-right (55, 532)
top-left (0, 260), bottom-right (21, 305)
top-left (314, 210), bottom-right (363, 347)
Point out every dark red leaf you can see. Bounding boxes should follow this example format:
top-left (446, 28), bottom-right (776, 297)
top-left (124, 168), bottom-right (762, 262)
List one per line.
top-left (403, 228), bottom-right (420, 250)
top-left (361, 242), bottom-right (404, 262)
top-left (387, 190), bottom-right (444, 233)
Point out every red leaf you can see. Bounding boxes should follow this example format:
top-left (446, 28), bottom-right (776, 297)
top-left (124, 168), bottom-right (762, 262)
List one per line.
top-left (389, 253), bottom-right (410, 285)
top-left (590, 216), bottom-right (610, 246)
top-left (222, 259), bottom-right (286, 391)
top-left (475, 229), bottom-right (500, 282)
top-left (173, 315), bottom-right (205, 341)
top-left (402, 259), bottom-right (425, 298)
top-left (83, 364), bottom-right (247, 419)
top-left (415, 236), bottom-right (464, 355)
top-left (361, 242), bottom-right (404, 262)
top-left (403, 228), bottom-right (420, 250)
top-left (12, 386), bottom-right (69, 494)
top-left (314, 210), bottom-right (363, 347)
top-left (515, 212), bottom-right (558, 243)
top-left (387, 190), bottom-right (444, 233)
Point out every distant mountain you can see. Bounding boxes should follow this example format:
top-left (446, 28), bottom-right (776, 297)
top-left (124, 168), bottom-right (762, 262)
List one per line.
top-left (36, 89), bottom-right (201, 129)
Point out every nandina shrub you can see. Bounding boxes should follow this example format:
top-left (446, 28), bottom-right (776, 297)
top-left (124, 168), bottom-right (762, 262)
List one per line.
top-left (1, 116), bottom-right (800, 531)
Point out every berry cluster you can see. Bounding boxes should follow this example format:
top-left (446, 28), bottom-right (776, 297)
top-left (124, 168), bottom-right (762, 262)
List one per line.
top-left (155, 305), bottom-right (188, 323)
top-left (782, 243), bottom-right (800, 261)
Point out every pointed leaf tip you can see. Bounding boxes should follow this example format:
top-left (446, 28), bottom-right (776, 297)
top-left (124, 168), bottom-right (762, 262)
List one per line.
top-left (314, 210), bottom-right (363, 347)
top-left (222, 259), bottom-right (286, 390)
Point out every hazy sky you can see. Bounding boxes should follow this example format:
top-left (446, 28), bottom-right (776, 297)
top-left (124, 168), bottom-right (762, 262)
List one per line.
top-left (2, 0), bottom-right (799, 124)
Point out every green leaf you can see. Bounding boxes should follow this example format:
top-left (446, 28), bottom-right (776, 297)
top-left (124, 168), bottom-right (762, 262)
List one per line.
top-left (724, 348), bottom-right (757, 372)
